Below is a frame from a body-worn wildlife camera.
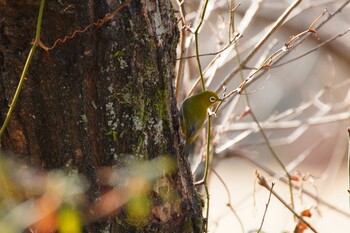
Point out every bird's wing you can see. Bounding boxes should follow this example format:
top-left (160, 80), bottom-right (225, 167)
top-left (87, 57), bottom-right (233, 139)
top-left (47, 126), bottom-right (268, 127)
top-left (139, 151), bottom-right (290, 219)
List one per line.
top-left (184, 102), bottom-right (205, 142)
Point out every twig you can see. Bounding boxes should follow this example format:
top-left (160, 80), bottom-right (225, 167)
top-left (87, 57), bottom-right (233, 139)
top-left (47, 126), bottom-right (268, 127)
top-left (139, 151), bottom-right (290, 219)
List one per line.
top-left (175, 0), bottom-right (187, 100)
top-left (222, 74), bottom-right (347, 137)
top-left (251, 1), bottom-right (350, 82)
top-left (213, 39), bottom-right (278, 143)
top-left (204, 117), bottom-right (212, 232)
top-left (215, 0), bottom-right (303, 93)
top-left (256, 171), bottom-right (318, 233)
top-left (188, 34), bottom-right (241, 96)
top-left (229, 2), bottom-right (241, 39)
top-left (224, 111), bottom-right (350, 131)
top-left (217, 7), bottom-right (328, 102)
top-left (185, 1), bottom-right (242, 96)
top-left (272, 27), bottom-right (350, 68)
top-left (176, 35), bottom-right (241, 61)
top-left (247, 102), bottom-right (296, 210)
top-left (312, 1), bottom-right (350, 33)
top-left (194, 117), bottom-right (212, 233)
top-left (257, 182), bottom-right (274, 233)
top-left (218, 74), bottom-right (349, 147)
top-left (194, 0), bottom-right (210, 90)
top-left (231, 16), bottom-right (297, 210)
top-left (235, 8), bottom-right (325, 94)
top-left (211, 168), bottom-right (245, 233)
top-left (185, 1), bottom-right (241, 96)
top-left (236, 153), bottom-right (350, 218)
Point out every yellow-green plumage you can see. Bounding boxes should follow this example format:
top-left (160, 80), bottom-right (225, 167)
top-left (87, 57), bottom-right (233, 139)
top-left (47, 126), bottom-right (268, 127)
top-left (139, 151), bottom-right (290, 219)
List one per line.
top-left (179, 90), bottom-right (221, 155)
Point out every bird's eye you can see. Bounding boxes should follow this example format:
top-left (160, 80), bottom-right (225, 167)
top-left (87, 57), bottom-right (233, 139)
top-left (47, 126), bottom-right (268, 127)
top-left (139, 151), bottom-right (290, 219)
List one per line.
top-left (209, 96), bottom-right (216, 103)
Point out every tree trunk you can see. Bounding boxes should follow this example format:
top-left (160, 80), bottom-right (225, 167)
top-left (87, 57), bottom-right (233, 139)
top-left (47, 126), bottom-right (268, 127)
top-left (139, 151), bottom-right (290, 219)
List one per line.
top-left (0, 0), bottom-right (203, 232)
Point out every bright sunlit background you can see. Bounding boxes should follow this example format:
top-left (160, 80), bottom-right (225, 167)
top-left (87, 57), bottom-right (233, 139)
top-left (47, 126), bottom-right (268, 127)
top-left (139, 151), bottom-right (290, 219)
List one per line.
top-left (175, 0), bottom-right (350, 232)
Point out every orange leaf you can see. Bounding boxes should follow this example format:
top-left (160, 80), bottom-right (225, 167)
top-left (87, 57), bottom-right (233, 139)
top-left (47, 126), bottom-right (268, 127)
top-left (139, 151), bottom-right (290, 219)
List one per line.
top-left (294, 221), bottom-right (307, 233)
top-left (301, 208), bottom-right (312, 217)
top-left (31, 196), bottom-right (58, 233)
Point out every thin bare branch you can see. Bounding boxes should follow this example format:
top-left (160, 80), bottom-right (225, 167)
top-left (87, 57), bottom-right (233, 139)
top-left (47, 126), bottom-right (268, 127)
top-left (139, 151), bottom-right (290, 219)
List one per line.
top-left (177, 33), bottom-right (241, 60)
top-left (224, 111), bottom-right (350, 132)
top-left (256, 171), bottom-right (318, 233)
top-left (194, 0), bottom-right (211, 90)
top-left (175, 0), bottom-right (187, 99)
top-left (249, 1), bottom-right (350, 83)
top-left (234, 153), bottom-right (350, 218)
top-left (272, 27), bottom-right (350, 68)
top-left (211, 168), bottom-right (245, 233)
top-left (215, 0), bottom-right (303, 93)
top-left (257, 182), bottom-right (274, 233)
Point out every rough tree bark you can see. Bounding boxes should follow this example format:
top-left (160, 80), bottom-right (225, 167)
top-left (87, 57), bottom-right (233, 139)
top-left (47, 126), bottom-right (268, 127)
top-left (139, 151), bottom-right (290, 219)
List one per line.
top-left (0, 0), bottom-right (203, 232)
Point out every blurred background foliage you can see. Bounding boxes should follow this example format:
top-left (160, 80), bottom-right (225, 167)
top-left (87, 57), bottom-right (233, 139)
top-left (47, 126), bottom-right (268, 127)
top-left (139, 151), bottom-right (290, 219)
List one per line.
top-left (0, 153), bottom-right (176, 232)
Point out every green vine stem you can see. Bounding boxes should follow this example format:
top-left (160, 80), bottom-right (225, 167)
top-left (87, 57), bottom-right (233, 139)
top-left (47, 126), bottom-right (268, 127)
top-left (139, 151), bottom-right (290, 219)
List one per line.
top-left (194, 116), bottom-right (212, 232)
top-left (194, 0), bottom-right (210, 91)
top-left (0, 0), bottom-right (46, 140)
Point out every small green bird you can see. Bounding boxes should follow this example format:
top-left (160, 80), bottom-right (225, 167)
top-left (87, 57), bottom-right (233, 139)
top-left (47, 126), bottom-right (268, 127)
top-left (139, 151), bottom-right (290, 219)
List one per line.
top-left (179, 90), bottom-right (222, 155)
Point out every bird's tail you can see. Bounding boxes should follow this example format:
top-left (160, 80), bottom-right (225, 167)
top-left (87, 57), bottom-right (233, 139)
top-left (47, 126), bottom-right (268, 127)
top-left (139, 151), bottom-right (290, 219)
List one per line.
top-left (183, 141), bottom-right (191, 156)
